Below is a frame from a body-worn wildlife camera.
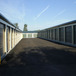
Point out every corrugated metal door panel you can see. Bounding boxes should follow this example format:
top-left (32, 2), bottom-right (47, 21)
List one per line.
top-left (59, 28), bottom-right (64, 42)
top-left (49, 30), bottom-right (50, 39)
top-left (28, 34), bottom-right (32, 38)
top-left (55, 29), bottom-right (58, 40)
top-left (65, 26), bottom-right (72, 43)
top-left (50, 30), bottom-right (52, 39)
top-left (48, 30), bottom-right (49, 39)
top-left (23, 34), bottom-right (26, 38)
top-left (14, 30), bottom-right (15, 46)
top-left (7, 27), bottom-right (8, 52)
top-left (0, 23), bottom-right (3, 56)
top-left (51, 29), bottom-right (53, 40)
top-left (7, 27), bottom-right (10, 52)
top-left (53, 29), bottom-right (55, 40)
top-left (11, 29), bottom-right (13, 48)
top-left (74, 25), bottom-right (76, 44)
top-left (48, 30), bottom-right (50, 39)
top-left (34, 34), bottom-right (37, 38)
top-left (46, 31), bottom-right (47, 39)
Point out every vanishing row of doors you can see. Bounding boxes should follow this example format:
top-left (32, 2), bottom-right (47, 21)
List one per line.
top-left (23, 33), bottom-right (38, 38)
top-left (0, 23), bottom-right (21, 57)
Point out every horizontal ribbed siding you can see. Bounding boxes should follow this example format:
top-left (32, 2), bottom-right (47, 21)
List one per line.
top-left (65, 26), bottom-right (72, 43)
top-left (59, 28), bottom-right (64, 42)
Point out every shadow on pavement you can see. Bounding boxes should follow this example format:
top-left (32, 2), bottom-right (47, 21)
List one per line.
top-left (0, 46), bottom-right (76, 76)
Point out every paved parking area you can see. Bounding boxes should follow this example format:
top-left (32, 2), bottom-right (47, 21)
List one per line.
top-left (0, 38), bottom-right (76, 76)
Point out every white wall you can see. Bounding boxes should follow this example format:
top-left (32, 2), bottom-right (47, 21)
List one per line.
top-left (23, 33), bottom-right (38, 38)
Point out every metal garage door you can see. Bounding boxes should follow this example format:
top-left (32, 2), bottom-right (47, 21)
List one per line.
top-left (65, 26), bottom-right (72, 43)
top-left (34, 34), bottom-right (37, 38)
top-left (28, 34), bottom-right (32, 38)
top-left (53, 29), bottom-right (55, 40)
top-left (51, 29), bottom-right (53, 40)
top-left (11, 29), bottom-right (13, 48)
top-left (55, 29), bottom-right (58, 40)
top-left (74, 25), bottom-right (76, 44)
top-left (23, 34), bottom-right (26, 38)
top-left (59, 28), bottom-right (64, 42)
top-left (0, 23), bottom-right (4, 56)
top-left (48, 30), bottom-right (50, 39)
top-left (7, 27), bottom-right (10, 52)
top-left (46, 30), bottom-right (48, 39)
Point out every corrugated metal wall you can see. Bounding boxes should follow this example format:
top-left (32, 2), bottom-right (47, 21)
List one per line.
top-left (23, 33), bottom-right (38, 38)
top-left (0, 14), bottom-right (23, 60)
top-left (74, 25), bottom-right (76, 44)
top-left (7, 27), bottom-right (10, 51)
top-left (55, 29), bottom-right (58, 40)
top-left (0, 23), bottom-right (4, 56)
top-left (23, 34), bottom-right (26, 38)
top-left (53, 29), bottom-right (55, 40)
top-left (34, 34), bottom-right (37, 38)
top-left (11, 29), bottom-right (13, 48)
top-left (51, 29), bottom-right (53, 40)
top-left (59, 28), bottom-right (64, 42)
top-left (28, 34), bottom-right (32, 38)
top-left (65, 26), bottom-right (72, 43)
top-left (38, 21), bottom-right (76, 47)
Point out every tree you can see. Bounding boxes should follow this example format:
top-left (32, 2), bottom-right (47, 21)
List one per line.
top-left (15, 23), bottom-right (19, 28)
top-left (23, 24), bottom-right (28, 31)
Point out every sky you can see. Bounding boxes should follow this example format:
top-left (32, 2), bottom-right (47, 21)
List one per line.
top-left (0, 0), bottom-right (76, 31)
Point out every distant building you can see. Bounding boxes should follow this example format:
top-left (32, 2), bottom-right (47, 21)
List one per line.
top-left (23, 31), bottom-right (38, 38)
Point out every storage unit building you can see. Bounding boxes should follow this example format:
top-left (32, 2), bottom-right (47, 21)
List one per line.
top-left (23, 31), bottom-right (38, 38)
top-left (38, 20), bottom-right (76, 47)
top-left (0, 13), bottom-right (23, 60)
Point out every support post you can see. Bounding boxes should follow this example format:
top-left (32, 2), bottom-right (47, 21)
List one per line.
top-left (10, 27), bottom-right (11, 50)
top-left (5, 25), bottom-right (7, 53)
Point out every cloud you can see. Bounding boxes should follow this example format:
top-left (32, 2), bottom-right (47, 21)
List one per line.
top-left (53, 9), bottom-right (66, 19)
top-left (34, 5), bottom-right (50, 20)
top-left (0, 0), bottom-right (26, 29)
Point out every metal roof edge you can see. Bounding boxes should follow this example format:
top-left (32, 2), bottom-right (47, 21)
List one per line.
top-left (41, 20), bottom-right (76, 31)
top-left (0, 13), bottom-right (22, 31)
